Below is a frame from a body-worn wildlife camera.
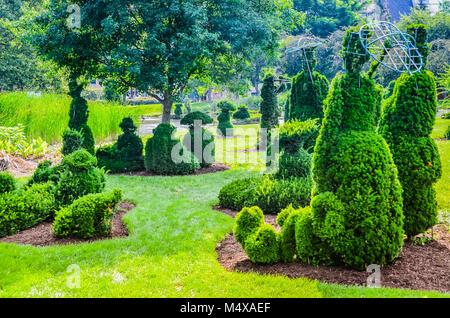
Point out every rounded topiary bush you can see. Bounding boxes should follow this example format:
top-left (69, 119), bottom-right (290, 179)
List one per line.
top-left (234, 206), bottom-right (264, 247)
top-left (217, 100), bottom-right (236, 136)
top-left (62, 129), bottom-right (84, 156)
top-left (233, 105), bottom-right (251, 120)
top-left (379, 24), bottom-right (442, 238)
top-left (181, 112), bottom-right (215, 167)
top-left (145, 123), bottom-right (200, 175)
top-left (279, 209), bottom-right (300, 263)
top-left (0, 172), bottom-right (16, 194)
top-left (244, 224), bottom-right (280, 264)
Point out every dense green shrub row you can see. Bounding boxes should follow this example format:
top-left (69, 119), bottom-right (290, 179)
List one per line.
top-left (219, 175), bottom-right (312, 214)
top-left (96, 118), bottom-right (145, 173)
top-left (53, 189), bottom-right (122, 239)
top-left (0, 182), bottom-right (56, 238)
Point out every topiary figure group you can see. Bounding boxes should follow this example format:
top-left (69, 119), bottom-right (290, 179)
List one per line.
top-left (181, 111), bottom-right (215, 168)
top-left (145, 123), bottom-right (200, 175)
top-left (379, 24), bottom-right (442, 238)
top-left (289, 47), bottom-right (329, 122)
top-left (96, 117), bottom-right (145, 173)
top-left (217, 100), bottom-right (236, 136)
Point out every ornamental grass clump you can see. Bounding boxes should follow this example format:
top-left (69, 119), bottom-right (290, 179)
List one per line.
top-left (379, 24), bottom-right (442, 238)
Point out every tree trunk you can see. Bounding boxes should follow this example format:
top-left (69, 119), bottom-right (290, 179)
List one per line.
top-left (162, 98), bottom-right (172, 123)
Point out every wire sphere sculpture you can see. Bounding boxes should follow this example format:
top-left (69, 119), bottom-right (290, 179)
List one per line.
top-left (359, 21), bottom-right (424, 74)
top-left (285, 37), bottom-right (323, 82)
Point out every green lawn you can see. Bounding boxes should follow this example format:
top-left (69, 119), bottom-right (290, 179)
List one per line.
top-left (0, 122), bottom-right (449, 298)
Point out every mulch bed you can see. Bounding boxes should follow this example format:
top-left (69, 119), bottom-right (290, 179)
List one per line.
top-left (0, 201), bottom-right (135, 247)
top-left (112, 162), bottom-right (230, 177)
top-left (214, 206), bottom-right (450, 294)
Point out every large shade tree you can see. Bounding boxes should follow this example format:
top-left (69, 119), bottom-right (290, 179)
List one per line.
top-left (32, 0), bottom-right (299, 123)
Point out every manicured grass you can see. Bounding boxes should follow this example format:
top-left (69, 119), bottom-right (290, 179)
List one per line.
top-left (0, 93), bottom-right (162, 144)
top-left (433, 119), bottom-right (450, 213)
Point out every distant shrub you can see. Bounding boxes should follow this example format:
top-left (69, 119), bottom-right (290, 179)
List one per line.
top-left (244, 224), bottom-right (280, 264)
top-left (62, 129), bottom-right (84, 156)
top-left (233, 105), bottom-right (251, 120)
top-left (96, 117), bottom-right (144, 173)
top-left (217, 100), bottom-right (236, 136)
top-left (53, 189), bottom-right (122, 239)
top-left (0, 172), bottom-right (16, 194)
top-left (144, 123), bottom-right (200, 175)
top-left (219, 175), bottom-right (312, 214)
top-left (174, 103), bottom-right (183, 119)
top-left (445, 125), bottom-right (450, 139)
top-left (442, 112), bottom-right (450, 119)
top-left (234, 206), bottom-right (264, 247)
top-left (0, 182), bottom-right (56, 238)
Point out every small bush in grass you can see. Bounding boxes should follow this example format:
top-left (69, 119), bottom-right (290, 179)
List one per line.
top-left (234, 206), bottom-right (264, 247)
top-left (217, 100), bottom-right (236, 136)
top-left (233, 105), bottom-right (251, 120)
top-left (145, 123), bottom-right (200, 175)
top-left (244, 224), bottom-right (280, 264)
top-left (53, 189), bottom-right (122, 239)
top-left (181, 112), bottom-right (215, 168)
top-left (0, 172), bottom-right (16, 194)
top-left (0, 182), bottom-right (56, 238)
top-left (96, 117), bottom-right (144, 173)
top-left (62, 129), bottom-right (84, 156)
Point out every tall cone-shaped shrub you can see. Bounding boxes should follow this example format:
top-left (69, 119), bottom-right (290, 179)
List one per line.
top-left (290, 47), bottom-right (329, 122)
top-left (67, 78), bottom-right (95, 154)
top-left (307, 27), bottom-right (404, 270)
top-left (379, 24), bottom-right (442, 237)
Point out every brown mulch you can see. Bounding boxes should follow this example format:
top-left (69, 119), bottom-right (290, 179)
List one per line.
top-left (0, 201), bottom-right (135, 247)
top-left (214, 206), bottom-right (450, 294)
top-left (112, 162), bottom-right (230, 177)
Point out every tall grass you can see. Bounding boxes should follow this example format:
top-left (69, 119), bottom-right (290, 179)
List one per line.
top-left (0, 92), bottom-right (162, 144)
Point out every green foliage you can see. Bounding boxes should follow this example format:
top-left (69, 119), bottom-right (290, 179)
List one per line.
top-left (0, 182), bottom-right (56, 238)
top-left (407, 24), bottom-right (429, 65)
top-left (308, 28), bottom-right (405, 270)
top-left (27, 160), bottom-right (65, 186)
top-left (145, 123), bottom-right (200, 175)
top-left (276, 148), bottom-right (312, 179)
top-left (217, 101), bottom-right (236, 136)
top-left (290, 49), bottom-right (329, 122)
top-left (0, 172), bottom-right (16, 194)
top-left (180, 111), bottom-right (213, 127)
top-left (445, 125), bottom-right (450, 139)
top-left (244, 224), bottom-right (280, 264)
top-left (279, 119), bottom-right (320, 154)
top-left (53, 189), bottom-right (122, 239)
top-left (279, 210), bottom-right (300, 263)
top-left (260, 75), bottom-right (281, 131)
top-left (219, 175), bottom-right (312, 214)
top-left (233, 206), bottom-right (264, 247)
top-left (96, 117), bottom-right (144, 173)
top-left (277, 205), bottom-right (297, 227)
top-left (182, 128), bottom-right (215, 168)
top-left (380, 68), bottom-right (442, 237)
top-left (62, 129), bottom-right (84, 156)
top-left (233, 105), bottom-right (251, 120)
top-left (340, 26), bottom-right (370, 74)
top-left (174, 103), bottom-right (183, 119)
top-left (0, 124), bottom-right (48, 158)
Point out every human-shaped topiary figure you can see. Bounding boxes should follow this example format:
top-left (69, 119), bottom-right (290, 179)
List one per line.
top-left (305, 27), bottom-right (404, 270)
top-left (66, 78), bottom-right (95, 155)
top-left (181, 111), bottom-right (215, 168)
top-left (217, 100), bottom-right (236, 136)
top-left (96, 117), bottom-right (144, 173)
top-left (260, 74), bottom-right (283, 131)
top-left (379, 24), bottom-right (442, 238)
top-left (145, 123), bottom-right (200, 175)
top-left (174, 103), bottom-right (183, 119)
top-left (290, 47), bottom-right (329, 122)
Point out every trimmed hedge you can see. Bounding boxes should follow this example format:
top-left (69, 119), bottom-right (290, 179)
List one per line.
top-left (219, 175), bottom-right (312, 214)
top-left (233, 105), bottom-right (251, 120)
top-left (53, 189), bottom-right (122, 239)
top-left (0, 172), bottom-right (16, 194)
top-left (144, 123), bottom-right (200, 175)
top-left (0, 182), bottom-right (56, 238)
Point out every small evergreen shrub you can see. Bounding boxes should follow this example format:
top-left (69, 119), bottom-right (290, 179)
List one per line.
top-left (0, 182), bottom-right (56, 237)
top-left (0, 172), bottom-right (16, 194)
top-left (62, 129), bottom-right (84, 156)
top-left (217, 100), bottom-right (236, 136)
top-left (244, 224), bottom-right (280, 264)
top-left (276, 205), bottom-right (296, 227)
top-left (181, 112), bottom-right (215, 167)
top-left (174, 103), bottom-right (183, 119)
top-left (53, 189), bottom-right (122, 239)
top-left (260, 74), bottom-right (282, 131)
top-left (27, 160), bottom-right (65, 186)
top-left (233, 105), bottom-right (251, 120)
top-left (55, 149), bottom-right (106, 206)
top-left (279, 119), bottom-right (320, 154)
top-left (233, 206), bottom-right (264, 247)
top-left (279, 210), bottom-right (300, 263)
top-left (276, 148), bottom-right (312, 179)
top-left (219, 175), bottom-right (312, 214)
top-left (144, 123), bottom-right (200, 175)
top-left (96, 117), bottom-right (144, 173)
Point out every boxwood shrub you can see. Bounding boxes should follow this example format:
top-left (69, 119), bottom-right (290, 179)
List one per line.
top-left (244, 224), bottom-right (280, 264)
top-left (0, 172), bottom-right (16, 194)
